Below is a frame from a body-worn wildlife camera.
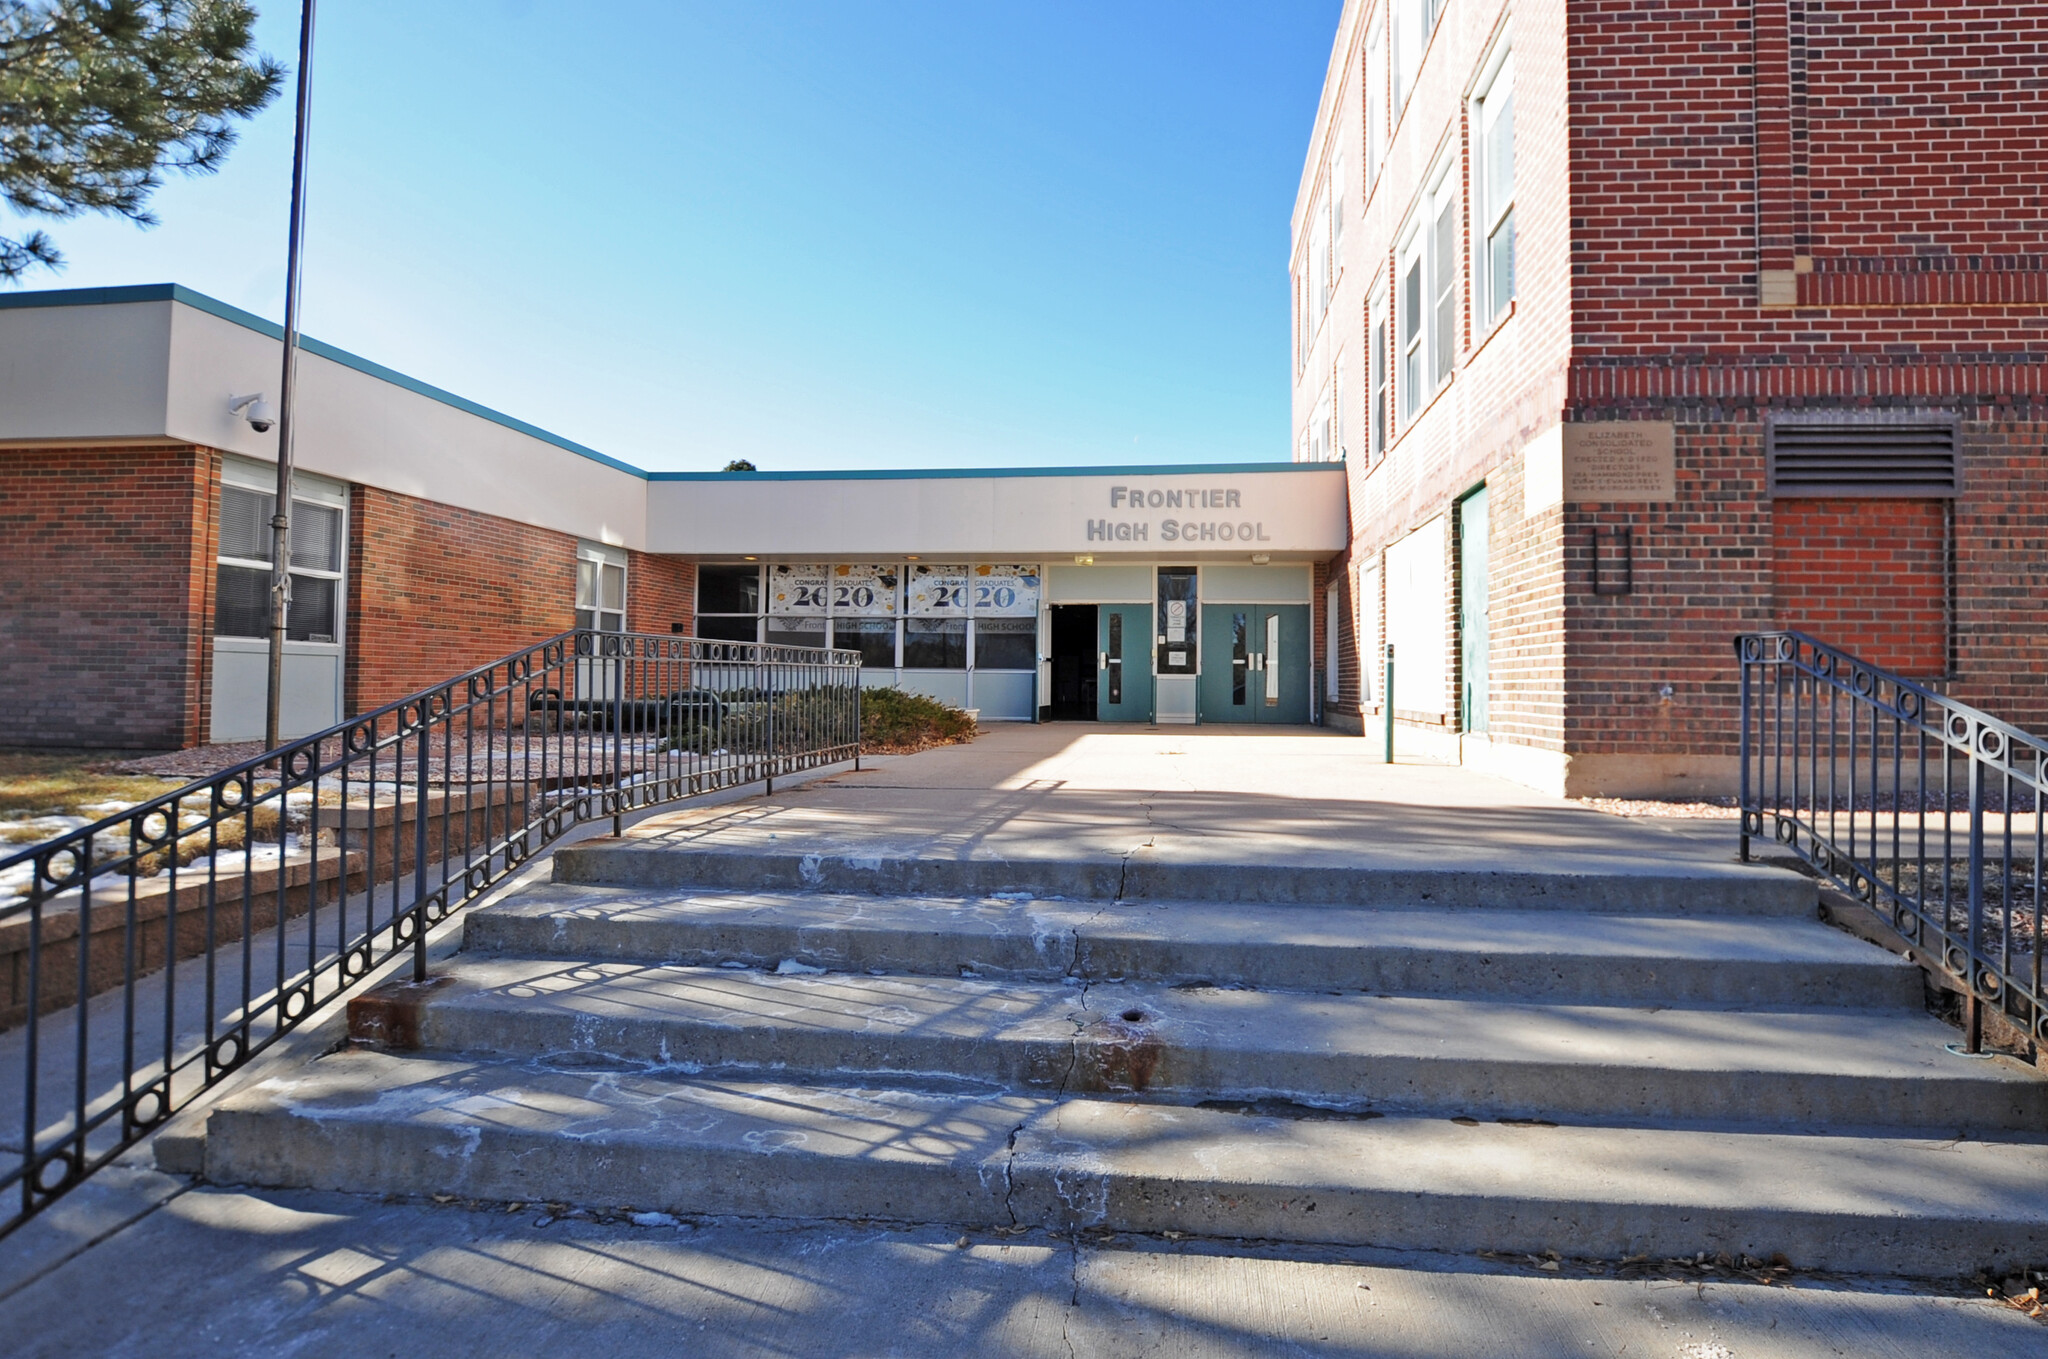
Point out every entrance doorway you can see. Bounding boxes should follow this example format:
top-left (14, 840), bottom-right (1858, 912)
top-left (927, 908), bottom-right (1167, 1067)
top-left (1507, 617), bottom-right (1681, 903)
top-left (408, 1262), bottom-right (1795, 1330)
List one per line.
top-left (1047, 604), bottom-right (1098, 719)
top-left (1198, 604), bottom-right (1310, 723)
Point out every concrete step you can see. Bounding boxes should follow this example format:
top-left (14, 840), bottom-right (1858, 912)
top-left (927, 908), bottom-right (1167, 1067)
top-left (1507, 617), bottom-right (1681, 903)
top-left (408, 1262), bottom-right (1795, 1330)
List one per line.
top-left (351, 956), bottom-right (2045, 1131)
top-left (551, 843), bottom-right (1817, 916)
top-left (203, 1045), bottom-right (2048, 1278)
top-left (466, 882), bottom-right (1920, 1008)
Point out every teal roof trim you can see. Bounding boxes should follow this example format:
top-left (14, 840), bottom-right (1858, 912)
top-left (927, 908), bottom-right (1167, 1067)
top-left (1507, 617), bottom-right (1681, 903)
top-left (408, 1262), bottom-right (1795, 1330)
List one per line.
top-left (0, 283), bottom-right (649, 479)
top-left (0, 285), bottom-right (1322, 485)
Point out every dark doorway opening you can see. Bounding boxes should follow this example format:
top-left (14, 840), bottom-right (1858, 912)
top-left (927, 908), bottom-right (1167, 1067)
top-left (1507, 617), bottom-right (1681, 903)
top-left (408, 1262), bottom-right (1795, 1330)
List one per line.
top-left (1047, 604), bottom-right (1098, 719)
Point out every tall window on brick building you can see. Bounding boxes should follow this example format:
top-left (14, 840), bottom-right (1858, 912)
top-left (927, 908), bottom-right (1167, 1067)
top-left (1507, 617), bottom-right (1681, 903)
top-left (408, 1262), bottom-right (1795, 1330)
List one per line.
top-left (1368, 285), bottom-right (1388, 461)
top-left (1474, 48), bottom-right (1516, 325)
top-left (1310, 184), bottom-right (1331, 318)
top-left (1394, 0), bottom-right (1443, 114)
top-left (1365, 20), bottom-right (1385, 186)
top-left (697, 563), bottom-right (762, 642)
top-left (1399, 227), bottom-right (1424, 419)
top-left (1430, 175), bottom-right (1457, 386)
top-left (576, 543), bottom-right (627, 633)
top-left (215, 482), bottom-right (344, 642)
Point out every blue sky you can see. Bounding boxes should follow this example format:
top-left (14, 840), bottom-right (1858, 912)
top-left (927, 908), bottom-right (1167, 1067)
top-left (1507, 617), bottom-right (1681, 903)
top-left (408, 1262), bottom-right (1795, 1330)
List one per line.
top-left (16, 2), bottom-right (1341, 471)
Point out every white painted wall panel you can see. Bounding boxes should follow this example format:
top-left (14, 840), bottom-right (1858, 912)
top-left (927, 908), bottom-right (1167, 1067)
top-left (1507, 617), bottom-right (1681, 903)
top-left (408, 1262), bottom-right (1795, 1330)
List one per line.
top-left (0, 301), bottom-right (172, 439)
top-left (1384, 516), bottom-right (1447, 717)
top-left (1202, 564), bottom-right (1311, 603)
top-left (1045, 563), bottom-right (1154, 602)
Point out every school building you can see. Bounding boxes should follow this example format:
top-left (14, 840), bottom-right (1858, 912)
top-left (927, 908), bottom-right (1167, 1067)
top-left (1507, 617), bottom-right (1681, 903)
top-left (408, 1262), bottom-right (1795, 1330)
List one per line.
top-left (1292, 0), bottom-right (2048, 797)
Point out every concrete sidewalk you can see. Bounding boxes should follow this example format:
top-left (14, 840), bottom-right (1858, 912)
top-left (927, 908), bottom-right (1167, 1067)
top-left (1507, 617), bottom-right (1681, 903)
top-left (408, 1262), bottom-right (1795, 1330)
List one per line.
top-left (630, 724), bottom-right (1753, 877)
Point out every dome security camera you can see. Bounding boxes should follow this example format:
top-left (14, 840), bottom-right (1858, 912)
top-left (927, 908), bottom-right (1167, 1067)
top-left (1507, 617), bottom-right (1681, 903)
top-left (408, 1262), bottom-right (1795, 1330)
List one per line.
top-left (229, 393), bottom-right (275, 433)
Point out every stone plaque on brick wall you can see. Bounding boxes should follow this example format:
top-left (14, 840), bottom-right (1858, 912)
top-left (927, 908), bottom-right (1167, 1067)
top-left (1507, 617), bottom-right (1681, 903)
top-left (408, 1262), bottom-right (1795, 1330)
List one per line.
top-left (1562, 422), bottom-right (1676, 502)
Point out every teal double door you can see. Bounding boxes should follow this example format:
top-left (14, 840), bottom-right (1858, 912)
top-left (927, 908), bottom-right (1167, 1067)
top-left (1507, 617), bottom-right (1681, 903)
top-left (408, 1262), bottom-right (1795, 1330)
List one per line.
top-left (1197, 605), bottom-right (1309, 724)
top-left (1097, 603), bottom-right (1153, 722)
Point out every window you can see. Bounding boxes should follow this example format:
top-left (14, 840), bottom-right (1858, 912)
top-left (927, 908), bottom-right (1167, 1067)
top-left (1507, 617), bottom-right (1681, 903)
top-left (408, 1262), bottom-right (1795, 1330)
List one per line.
top-left (1399, 161), bottom-right (1460, 421)
top-left (1366, 21), bottom-right (1385, 187)
top-left (576, 545), bottom-right (626, 632)
top-left (1295, 269), bottom-right (1309, 373)
top-left (1395, 0), bottom-right (1445, 117)
top-left (766, 616), bottom-right (826, 650)
top-left (972, 618), bottom-right (1037, 670)
top-left (1369, 287), bottom-right (1389, 461)
top-left (1474, 49), bottom-right (1515, 325)
top-left (214, 483), bottom-right (345, 643)
top-left (833, 618), bottom-right (898, 668)
top-left (1309, 185), bottom-right (1331, 320)
top-left (1431, 180), bottom-right (1457, 386)
top-left (699, 563), bottom-right (760, 614)
top-left (1331, 149), bottom-right (1345, 279)
top-left (1310, 385), bottom-right (1333, 463)
top-left (904, 618), bottom-right (967, 669)
top-left (1334, 361), bottom-right (1348, 463)
top-left (1399, 228), bottom-right (1425, 419)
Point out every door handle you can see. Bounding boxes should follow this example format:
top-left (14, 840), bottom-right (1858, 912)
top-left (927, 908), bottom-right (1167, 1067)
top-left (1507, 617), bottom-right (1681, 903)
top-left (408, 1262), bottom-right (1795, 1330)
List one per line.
top-left (1099, 652), bottom-right (1108, 670)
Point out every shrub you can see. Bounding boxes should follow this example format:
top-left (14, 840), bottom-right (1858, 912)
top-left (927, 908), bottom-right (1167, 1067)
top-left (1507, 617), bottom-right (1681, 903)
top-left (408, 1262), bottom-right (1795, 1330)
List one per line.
top-left (860, 686), bottom-right (977, 754)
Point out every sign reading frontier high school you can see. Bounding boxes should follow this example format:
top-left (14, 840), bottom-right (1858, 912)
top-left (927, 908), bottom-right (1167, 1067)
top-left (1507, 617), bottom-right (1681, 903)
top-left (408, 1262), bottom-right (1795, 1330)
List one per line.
top-left (641, 465), bottom-right (1348, 558)
top-left (1087, 484), bottom-right (1268, 544)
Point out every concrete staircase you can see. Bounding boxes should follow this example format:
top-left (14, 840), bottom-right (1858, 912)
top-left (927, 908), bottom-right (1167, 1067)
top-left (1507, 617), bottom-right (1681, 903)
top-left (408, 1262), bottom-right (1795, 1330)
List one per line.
top-left (203, 842), bottom-right (2048, 1277)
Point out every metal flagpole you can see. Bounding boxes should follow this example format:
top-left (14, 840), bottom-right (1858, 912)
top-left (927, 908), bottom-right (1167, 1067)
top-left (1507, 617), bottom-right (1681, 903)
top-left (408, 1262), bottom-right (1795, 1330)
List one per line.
top-left (266, 0), bottom-right (319, 749)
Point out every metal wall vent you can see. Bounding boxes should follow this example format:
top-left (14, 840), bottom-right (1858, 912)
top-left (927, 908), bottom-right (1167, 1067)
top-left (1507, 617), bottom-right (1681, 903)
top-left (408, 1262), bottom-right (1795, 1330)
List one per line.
top-left (1767, 415), bottom-right (1959, 498)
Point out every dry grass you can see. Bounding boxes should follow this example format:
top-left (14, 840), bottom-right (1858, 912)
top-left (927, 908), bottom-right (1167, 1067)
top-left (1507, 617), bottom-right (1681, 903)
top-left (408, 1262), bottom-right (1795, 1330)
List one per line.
top-left (0, 751), bottom-right (186, 819)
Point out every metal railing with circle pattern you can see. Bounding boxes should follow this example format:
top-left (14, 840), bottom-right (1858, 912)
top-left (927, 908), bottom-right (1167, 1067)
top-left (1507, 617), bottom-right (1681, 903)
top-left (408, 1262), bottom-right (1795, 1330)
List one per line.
top-left (1737, 631), bottom-right (2044, 1053)
top-left (0, 629), bottom-right (860, 1239)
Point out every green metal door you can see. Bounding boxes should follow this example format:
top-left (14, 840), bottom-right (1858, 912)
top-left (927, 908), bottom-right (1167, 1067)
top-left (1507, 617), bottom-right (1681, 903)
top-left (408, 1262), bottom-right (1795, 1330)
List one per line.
top-left (1459, 486), bottom-right (1490, 732)
top-left (1198, 605), bottom-right (1309, 723)
top-left (1249, 604), bottom-right (1311, 724)
top-left (1097, 604), bottom-right (1153, 722)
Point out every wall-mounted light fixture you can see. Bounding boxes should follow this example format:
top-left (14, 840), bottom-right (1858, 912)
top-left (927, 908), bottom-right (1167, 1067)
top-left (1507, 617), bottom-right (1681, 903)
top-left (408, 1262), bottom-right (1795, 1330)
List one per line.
top-left (1250, 553), bottom-right (1271, 565)
top-left (1073, 555), bottom-right (1094, 566)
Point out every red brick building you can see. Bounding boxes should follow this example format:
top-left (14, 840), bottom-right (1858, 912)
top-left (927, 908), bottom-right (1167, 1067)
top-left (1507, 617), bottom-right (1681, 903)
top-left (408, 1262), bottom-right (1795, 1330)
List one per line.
top-left (1294, 0), bottom-right (2048, 795)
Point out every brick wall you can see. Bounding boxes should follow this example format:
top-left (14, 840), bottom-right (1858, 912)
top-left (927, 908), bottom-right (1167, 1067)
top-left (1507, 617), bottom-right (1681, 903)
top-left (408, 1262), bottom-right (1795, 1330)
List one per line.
top-left (627, 552), bottom-right (695, 636)
top-left (345, 486), bottom-right (579, 713)
top-left (0, 445), bottom-right (216, 750)
top-left (1950, 420), bottom-right (2048, 732)
top-left (1773, 499), bottom-right (1947, 678)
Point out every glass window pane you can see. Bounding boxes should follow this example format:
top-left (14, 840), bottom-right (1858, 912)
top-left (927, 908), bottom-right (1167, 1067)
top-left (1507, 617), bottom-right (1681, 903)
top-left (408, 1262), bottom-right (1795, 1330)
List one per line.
top-left (290, 502), bottom-right (342, 572)
top-left (220, 486), bottom-right (272, 561)
top-left (903, 618), bottom-right (967, 669)
top-left (699, 564), bottom-right (761, 614)
top-left (1433, 197), bottom-right (1457, 385)
top-left (1156, 567), bottom-right (1197, 675)
top-left (697, 615), bottom-right (759, 643)
top-left (1489, 210), bottom-right (1516, 321)
top-left (973, 618), bottom-right (1036, 670)
top-left (601, 562), bottom-right (626, 611)
top-left (576, 558), bottom-right (597, 610)
top-left (287, 574), bottom-right (338, 642)
top-left (1486, 89), bottom-right (1515, 220)
top-left (834, 618), bottom-right (898, 669)
top-left (215, 564), bottom-right (269, 638)
top-left (766, 617), bottom-right (827, 650)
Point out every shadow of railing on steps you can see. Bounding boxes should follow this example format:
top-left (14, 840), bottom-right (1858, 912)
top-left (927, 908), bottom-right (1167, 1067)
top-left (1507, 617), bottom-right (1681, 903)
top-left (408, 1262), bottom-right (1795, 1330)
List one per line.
top-left (0, 629), bottom-right (861, 1239)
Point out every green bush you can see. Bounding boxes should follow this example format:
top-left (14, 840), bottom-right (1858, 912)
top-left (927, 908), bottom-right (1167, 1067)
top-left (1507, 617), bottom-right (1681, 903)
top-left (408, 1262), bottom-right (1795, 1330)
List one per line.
top-left (859, 686), bottom-right (977, 753)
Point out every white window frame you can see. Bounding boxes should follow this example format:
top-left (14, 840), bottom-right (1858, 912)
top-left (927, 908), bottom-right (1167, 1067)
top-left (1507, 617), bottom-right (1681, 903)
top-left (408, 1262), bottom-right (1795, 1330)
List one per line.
top-left (1368, 281), bottom-right (1389, 460)
top-left (1331, 146), bottom-right (1346, 281)
top-left (1397, 217), bottom-right (1426, 421)
top-left (216, 457), bottom-right (347, 647)
top-left (1395, 0), bottom-right (1447, 116)
top-left (1366, 17), bottom-right (1385, 188)
top-left (1428, 162), bottom-right (1459, 390)
top-left (1310, 383), bottom-right (1333, 463)
top-left (1334, 356), bottom-right (1348, 463)
top-left (1473, 41), bottom-right (1516, 327)
top-left (1309, 183), bottom-right (1331, 321)
top-left (577, 541), bottom-right (628, 633)
top-left (1397, 151), bottom-right (1459, 423)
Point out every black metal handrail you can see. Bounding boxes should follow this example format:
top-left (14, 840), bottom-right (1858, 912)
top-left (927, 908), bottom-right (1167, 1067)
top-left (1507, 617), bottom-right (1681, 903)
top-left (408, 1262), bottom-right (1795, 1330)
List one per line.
top-left (0, 630), bottom-right (860, 1238)
top-left (1736, 631), bottom-right (2044, 1053)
